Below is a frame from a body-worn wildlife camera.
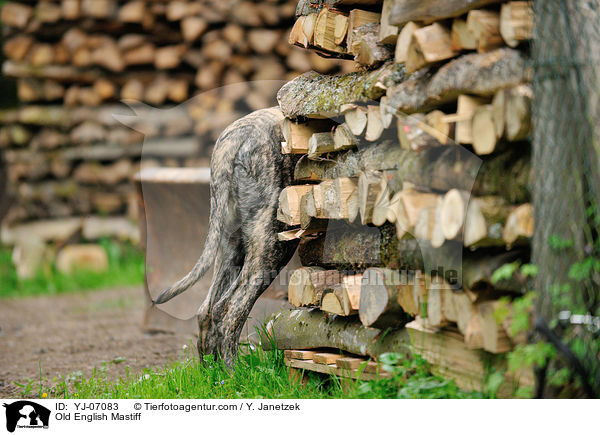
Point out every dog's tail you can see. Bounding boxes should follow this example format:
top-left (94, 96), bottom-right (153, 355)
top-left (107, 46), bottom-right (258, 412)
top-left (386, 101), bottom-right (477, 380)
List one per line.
top-left (153, 128), bottom-right (242, 305)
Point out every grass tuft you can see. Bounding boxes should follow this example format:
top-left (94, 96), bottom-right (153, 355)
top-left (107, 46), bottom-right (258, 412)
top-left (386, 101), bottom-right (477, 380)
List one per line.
top-left (29, 343), bottom-right (483, 399)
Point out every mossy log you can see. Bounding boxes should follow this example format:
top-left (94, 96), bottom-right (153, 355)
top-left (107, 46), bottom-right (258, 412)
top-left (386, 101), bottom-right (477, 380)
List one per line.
top-left (263, 308), bottom-right (411, 359)
top-left (295, 140), bottom-right (531, 203)
top-left (385, 48), bottom-right (531, 114)
top-left (277, 62), bottom-right (405, 118)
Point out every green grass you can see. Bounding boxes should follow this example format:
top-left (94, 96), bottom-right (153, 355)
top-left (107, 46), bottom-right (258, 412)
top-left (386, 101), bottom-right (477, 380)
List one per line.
top-left (0, 239), bottom-right (145, 298)
top-left (28, 344), bottom-right (484, 399)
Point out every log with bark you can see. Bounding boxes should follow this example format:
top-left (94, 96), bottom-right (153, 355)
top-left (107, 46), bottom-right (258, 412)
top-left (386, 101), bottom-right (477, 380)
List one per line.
top-left (389, 0), bottom-right (504, 26)
top-left (277, 62), bottom-right (405, 118)
top-left (385, 48), bottom-right (531, 115)
top-left (263, 308), bottom-right (411, 359)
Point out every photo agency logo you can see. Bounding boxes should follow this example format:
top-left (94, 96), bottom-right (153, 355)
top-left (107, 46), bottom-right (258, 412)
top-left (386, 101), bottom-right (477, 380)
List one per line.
top-left (3, 401), bottom-right (50, 432)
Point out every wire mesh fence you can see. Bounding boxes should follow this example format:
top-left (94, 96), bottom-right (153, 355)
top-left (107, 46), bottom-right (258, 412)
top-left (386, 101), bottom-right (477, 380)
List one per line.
top-left (532, 0), bottom-right (600, 397)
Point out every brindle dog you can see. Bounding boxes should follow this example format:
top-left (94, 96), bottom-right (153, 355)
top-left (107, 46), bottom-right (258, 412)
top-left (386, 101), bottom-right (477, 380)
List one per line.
top-left (153, 107), bottom-right (299, 364)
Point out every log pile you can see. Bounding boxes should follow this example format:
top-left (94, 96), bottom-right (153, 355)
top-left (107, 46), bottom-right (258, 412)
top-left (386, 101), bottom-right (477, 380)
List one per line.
top-left (0, 0), bottom-right (351, 256)
top-left (270, 0), bottom-right (536, 395)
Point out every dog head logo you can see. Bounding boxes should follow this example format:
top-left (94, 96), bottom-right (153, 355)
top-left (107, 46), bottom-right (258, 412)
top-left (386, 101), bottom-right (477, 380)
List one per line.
top-left (3, 401), bottom-right (50, 432)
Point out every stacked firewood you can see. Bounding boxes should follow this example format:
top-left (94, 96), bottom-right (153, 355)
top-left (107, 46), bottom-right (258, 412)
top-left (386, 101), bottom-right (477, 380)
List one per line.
top-left (0, 0), bottom-right (351, 250)
top-left (271, 0), bottom-right (536, 395)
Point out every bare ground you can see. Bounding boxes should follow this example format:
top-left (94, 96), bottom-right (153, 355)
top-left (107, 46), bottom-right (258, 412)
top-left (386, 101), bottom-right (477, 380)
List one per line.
top-left (0, 286), bottom-right (195, 398)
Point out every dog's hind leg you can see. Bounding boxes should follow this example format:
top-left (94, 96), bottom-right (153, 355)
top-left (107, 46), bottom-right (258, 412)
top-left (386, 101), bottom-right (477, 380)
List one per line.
top-left (201, 208), bottom-right (298, 365)
top-left (197, 228), bottom-right (245, 354)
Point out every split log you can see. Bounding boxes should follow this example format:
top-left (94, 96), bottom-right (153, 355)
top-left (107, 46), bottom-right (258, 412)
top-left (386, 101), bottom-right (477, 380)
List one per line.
top-left (353, 24), bottom-right (393, 67)
top-left (463, 195), bottom-right (510, 248)
top-left (500, 1), bottom-right (534, 48)
top-left (471, 104), bottom-right (499, 155)
top-left (118, 1), bottom-right (147, 23)
top-left (454, 94), bottom-right (487, 145)
top-left (464, 307), bottom-right (484, 348)
top-left (3, 35), bottom-right (34, 61)
top-left (395, 188), bottom-right (440, 239)
top-left (321, 285), bottom-right (357, 316)
top-left (466, 9), bottom-right (503, 53)
top-left (451, 19), bottom-right (478, 51)
top-left (282, 118), bottom-right (335, 154)
top-left (62, 0), bottom-right (80, 20)
top-left (407, 23), bottom-right (458, 74)
top-left (379, 0), bottom-right (399, 44)
top-left (90, 38), bottom-right (124, 72)
top-left (302, 177), bottom-right (357, 221)
top-left (426, 276), bottom-right (453, 327)
top-left (424, 110), bottom-right (453, 144)
top-left (502, 203), bottom-right (533, 247)
top-left (155, 45), bottom-right (186, 70)
top-left (340, 274), bottom-right (362, 315)
top-left (333, 13), bottom-right (349, 45)
top-left (440, 189), bottom-right (471, 241)
top-left (248, 29), bottom-right (281, 55)
top-left (81, 0), bottom-right (117, 19)
top-left (314, 7), bottom-right (348, 54)
top-left (371, 175), bottom-right (392, 226)
top-left (385, 48), bottom-right (531, 115)
top-left (288, 267), bottom-right (342, 307)
top-left (278, 62), bottom-right (403, 118)
top-left (413, 196), bottom-right (444, 246)
top-left (365, 105), bottom-right (384, 141)
top-left (397, 113), bottom-right (447, 151)
top-left (181, 16), bottom-right (208, 42)
top-left (477, 301), bottom-right (512, 353)
top-left (264, 308), bottom-right (410, 359)
top-left (289, 15), bottom-right (309, 48)
top-left (123, 42), bottom-right (155, 65)
top-left (277, 185), bottom-right (315, 226)
top-left (358, 170), bottom-right (382, 225)
top-left (346, 9), bottom-right (380, 51)
top-left (308, 132), bottom-right (336, 159)
top-left (27, 43), bottom-right (55, 66)
top-left (389, 0), bottom-right (503, 26)
top-left (302, 13), bottom-right (318, 46)
top-left (359, 267), bottom-right (417, 327)
top-left (491, 84), bottom-right (507, 139)
top-left (1, 2), bottom-right (33, 29)
top-left (504, 85), bottom-right (532, 141)
top-left (344, 106), bottom-right (368, 136)
top-left (333, 123), bottom-right (359, 151)
top-left (394, 21), bottom-right (421, 63)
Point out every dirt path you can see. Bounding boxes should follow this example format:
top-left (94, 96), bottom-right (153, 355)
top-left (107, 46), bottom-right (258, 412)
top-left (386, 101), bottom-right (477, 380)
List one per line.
top-left (0, 286), bottom-right (195, 398)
